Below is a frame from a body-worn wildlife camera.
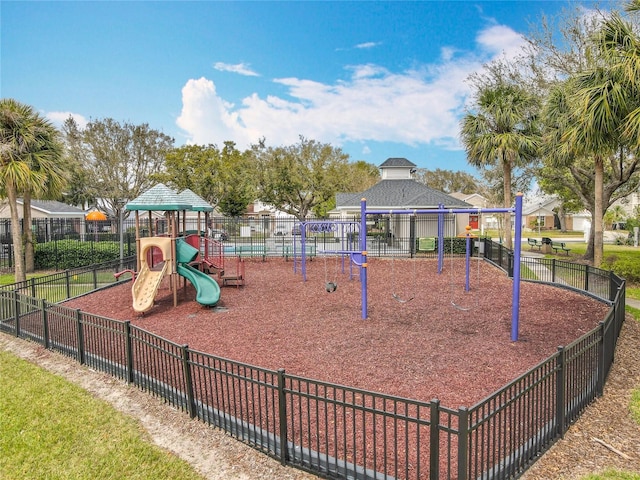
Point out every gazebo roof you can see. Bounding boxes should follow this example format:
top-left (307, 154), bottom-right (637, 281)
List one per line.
top-left (125, 183), bottom-right (191, 211)
top-left (177, 188), bottom-right (213, 212)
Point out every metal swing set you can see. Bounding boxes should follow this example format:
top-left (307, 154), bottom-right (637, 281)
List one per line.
top-left (292, 195), bottom-right (525, 341)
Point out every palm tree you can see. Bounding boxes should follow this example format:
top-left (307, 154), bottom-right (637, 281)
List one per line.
top-left (562, 8), bottom-right (640, 266)
top-left (0, 99), bottom-right (65, 281)
top-left (598, 6), bottom-right (640, 148)
top-left (460, 82), bottom-right (540, 249)
top-left (22, 120), bottom-right (66, 272)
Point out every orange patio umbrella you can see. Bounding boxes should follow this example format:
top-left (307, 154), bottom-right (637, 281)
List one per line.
top-left (86, 211), bottom-right (107, 221)
top-left (86, 211), bottom-right (108, 240)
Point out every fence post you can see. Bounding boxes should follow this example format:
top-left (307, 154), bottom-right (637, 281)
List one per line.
top-left (13, 290), bottom-right (20, 337)
top-left (457, 407), bottom-right (469, 480)
top-left (597, 322), bottom-right (605, 397)
top-left (124, 321), bottom-right (134, 384)
top-left (76, 309), bottom-right (85, 365)
top-left (555, 346), bottom-right (566, 438)
top-left (54, 239), bottom-right (59, 271)
top-left (41, 298), bottom-right (50, 349)
top-left (93, 267), bottom-right (98, 290)
top-left (584, 264), bottom-right (589, 292)
top-left (551, 258), bottom-right (556, 283)
top-left (430, 399), bottom-right (440, 480)
top-left (181, 345), bottom-right (197, 419)
top-left (608, 272), bottom-right (613, 302)
top-left (66, 270), bottom-right (72, 300)
top-left (30, 277), bottom-right (36, 298)
top-left (508, 251), bottom-right (513, 277)
top-left (277, 368), bottom-right (289, 464)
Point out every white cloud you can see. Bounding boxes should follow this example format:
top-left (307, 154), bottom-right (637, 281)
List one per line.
top-left (213, 62), bottom-right (259, 76)
top-left (476, 24), bottom-right (527, 60)
top-left (177, 24), bottom-right (527, 153)
top-left (355, 41), bottom-right (381, 49)
top-left (45, 111), bottom-right (88, 129)
top-left (176, 77), bottom-right (255, 146)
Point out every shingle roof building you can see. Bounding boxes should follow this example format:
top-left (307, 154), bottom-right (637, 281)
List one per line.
top-left (332, 158), bottom-right (473, 239)
top-left (335, 158), bottom-right (470, 211)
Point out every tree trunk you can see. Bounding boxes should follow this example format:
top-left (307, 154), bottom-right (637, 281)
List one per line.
top-left (6, 184), bottom-right (26, 282)
top-left (23, 190), bottom-right (35, 273)
top-left (502, 159), bottom-right (513, 250)
top-left (584, 218), bottom-right (595, 260)
top-left (556, 205), bottom-right (566, 232)
top-left (593, 157), bottom-right (604, 267)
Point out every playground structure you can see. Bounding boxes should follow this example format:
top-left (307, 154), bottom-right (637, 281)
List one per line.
top-left (131, 237), bottom-right (172, 313)
top-left (123, 184), bottom-right (227, 314)
top-left (294, 194), bottom-right (525, 340)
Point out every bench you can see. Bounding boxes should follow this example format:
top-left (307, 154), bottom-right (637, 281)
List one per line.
top-left (551, 241), bottom-right (571, 255)
top-left (527, 238), bottom-right (542, 250)
top-left (224, 245), bottom-right (267, 259)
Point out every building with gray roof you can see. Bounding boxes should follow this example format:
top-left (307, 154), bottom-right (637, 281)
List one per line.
top-left (332, 158), bottom-right (472, 241)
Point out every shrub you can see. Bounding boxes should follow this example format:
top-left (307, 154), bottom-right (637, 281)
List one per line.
top-left (601, 257), bottom-right (640, 284)
top-left (34, 240), bottom-right (131, 270)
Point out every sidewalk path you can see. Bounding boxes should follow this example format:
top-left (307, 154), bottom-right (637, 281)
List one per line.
top-left (626, 298), bottom-right (640, 309)
top-left (520, 249), bottom-right (639, 308)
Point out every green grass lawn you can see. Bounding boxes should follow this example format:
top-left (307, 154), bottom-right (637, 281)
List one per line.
top-left (1, 270), bottom-right (126, 303)
top-left (0, 349), bottom-right (205, 480)
top-left (581, 472), bottom-right (640, 480)
top-left (0, 272), bottom-right (46, 284)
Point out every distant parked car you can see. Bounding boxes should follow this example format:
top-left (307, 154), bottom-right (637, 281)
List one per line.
top-left (274, 225), bottom-right (288, 236)
top-left (292, 225), bottom-right (301, 235)
top-left (209, 228), bottom-right (228, 241)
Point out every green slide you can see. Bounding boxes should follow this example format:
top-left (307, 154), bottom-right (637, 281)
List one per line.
top-left (177, 263), bottom-right (221, 307)
top-left (175, 238), bottom-right (221, 307)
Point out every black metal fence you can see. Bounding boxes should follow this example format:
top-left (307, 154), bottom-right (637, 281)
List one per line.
top-left (0, 257), bottom-right (137, 304)
top-left (0, 244), bottom-right (627, 480)
top-left (0, 215), bottom-right (472, 270)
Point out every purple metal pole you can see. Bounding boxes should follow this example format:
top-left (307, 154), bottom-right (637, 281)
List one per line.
top-left (465, 235), bottom-right (471, 291)
top-left (438, 204), bottom-right (444, 273)
top-left (361, 198), bottom-right (368, 319)
top-left (301, 223), bottom-right (307, 281)
top-left (511, 193), bottom-right (524, 341)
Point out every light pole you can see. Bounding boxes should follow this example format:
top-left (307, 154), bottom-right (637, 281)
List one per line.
top-left (538, 203), bottom-right (542, 235)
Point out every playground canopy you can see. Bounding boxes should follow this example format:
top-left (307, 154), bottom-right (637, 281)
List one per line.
top-left (125, 183), bottom-right (192, 211)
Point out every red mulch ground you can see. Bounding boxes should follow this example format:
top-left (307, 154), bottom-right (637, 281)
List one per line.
top-left (64, 257), bottom-right (608, 408)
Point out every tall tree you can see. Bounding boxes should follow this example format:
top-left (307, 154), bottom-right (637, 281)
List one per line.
top-left (60, 117), bottom-right (96, 209)
top-left (155, 142), bottom-right (256, 216)
top-left (251, 137), bottom-right (351, 220)
top-left (0, 99), bottom-right (65, 282)
top-left (22, 121), bottom-right (67, 273)
top-left (460, 82), bottom-right (541, 249)
top-left (413, 168), bottom-right (484, 194)
top-left (64, 118), bottom-right (174, 226)
top-left (553, 8), bottom-right (640, 265)
top-left (543, 76), bottom-right (640, 264)
top-left (313, 160), bottom-right (380, 217)
top-left (523, 1), bottom-right (640, 265)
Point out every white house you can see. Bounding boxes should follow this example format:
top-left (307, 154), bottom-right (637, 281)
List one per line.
top-left (332, 158), bottom-right (471, 240)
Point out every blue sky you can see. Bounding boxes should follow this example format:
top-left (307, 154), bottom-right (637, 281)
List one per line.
top-left (1, 1), bottom-right (591, 172)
